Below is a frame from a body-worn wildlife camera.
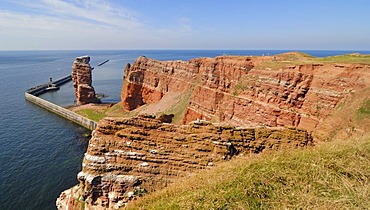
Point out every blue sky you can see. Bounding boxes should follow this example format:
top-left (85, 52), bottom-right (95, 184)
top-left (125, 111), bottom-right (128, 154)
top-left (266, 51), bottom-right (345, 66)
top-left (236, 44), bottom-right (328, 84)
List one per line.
top-left (0, 0), bottom-right (369, 50)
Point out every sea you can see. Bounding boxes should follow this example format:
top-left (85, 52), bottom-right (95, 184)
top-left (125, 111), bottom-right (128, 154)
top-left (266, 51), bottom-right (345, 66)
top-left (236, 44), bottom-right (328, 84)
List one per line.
top-left (0, 50), bottom-right (369, 210)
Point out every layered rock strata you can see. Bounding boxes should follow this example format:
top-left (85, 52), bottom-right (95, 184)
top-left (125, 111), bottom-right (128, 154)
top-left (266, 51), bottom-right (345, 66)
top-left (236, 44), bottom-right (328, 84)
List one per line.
top-left (57, 53), bottom-right (370, 209)
top-left (57, 115), bottom-right (313, 209)
top-left (121, 54), bottom-right (370, 132)
top-left (72, 56), bottom-right (100, 105)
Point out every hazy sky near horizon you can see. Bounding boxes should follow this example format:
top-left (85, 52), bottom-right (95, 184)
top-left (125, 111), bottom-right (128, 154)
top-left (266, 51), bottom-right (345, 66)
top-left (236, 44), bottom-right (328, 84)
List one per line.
top-left (0, 0), bottom-right (369, 50)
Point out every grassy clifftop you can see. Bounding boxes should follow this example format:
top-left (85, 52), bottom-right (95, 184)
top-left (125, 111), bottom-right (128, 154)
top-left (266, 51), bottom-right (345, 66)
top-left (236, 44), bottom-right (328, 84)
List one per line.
top-left (127, 135), bottom-right (370, 209)
top-left (255, 52), bottom-right (370, 70)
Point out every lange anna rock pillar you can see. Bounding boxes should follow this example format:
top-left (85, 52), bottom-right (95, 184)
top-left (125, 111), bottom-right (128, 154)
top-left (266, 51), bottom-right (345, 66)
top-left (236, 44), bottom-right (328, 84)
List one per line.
top-left (72, 56), bottom-right (100, 105)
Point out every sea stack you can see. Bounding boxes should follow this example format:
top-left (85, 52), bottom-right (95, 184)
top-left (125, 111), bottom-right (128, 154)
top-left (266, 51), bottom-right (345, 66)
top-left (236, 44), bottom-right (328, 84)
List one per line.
top-left (72, 56), bottom-right (100, 105)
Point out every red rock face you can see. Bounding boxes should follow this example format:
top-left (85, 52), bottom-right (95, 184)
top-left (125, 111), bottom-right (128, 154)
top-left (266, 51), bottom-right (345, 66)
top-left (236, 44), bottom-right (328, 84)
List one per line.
top-left (72, 56), bottom-right (100, 105)
top-left (57, 115), bottom-right (313, 209)
top-left (121, 57), bottom-right (197, 110)
top-left (121, 55), bottom-right (370, 132)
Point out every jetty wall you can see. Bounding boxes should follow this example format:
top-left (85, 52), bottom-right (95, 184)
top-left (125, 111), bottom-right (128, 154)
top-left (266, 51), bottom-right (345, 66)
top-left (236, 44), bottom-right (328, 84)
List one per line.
top-left (25, 92), bottom-right (97, 130)
top-left (27, 75), bottom-right (72, 96)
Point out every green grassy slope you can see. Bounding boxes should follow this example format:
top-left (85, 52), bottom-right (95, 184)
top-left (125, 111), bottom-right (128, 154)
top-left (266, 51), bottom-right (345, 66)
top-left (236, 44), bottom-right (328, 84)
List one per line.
top-left (127, 135), bottom-right (370, 210)
top-left (256, 52), bottom-right (370, 70)
top-left (314, 87), bottom-right (370, 141)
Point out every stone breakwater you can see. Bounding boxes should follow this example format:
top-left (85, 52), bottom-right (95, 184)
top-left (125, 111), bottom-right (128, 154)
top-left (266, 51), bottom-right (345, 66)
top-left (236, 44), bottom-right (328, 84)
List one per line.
top-left (57, 115), bottom-right (312, 209)
top-left (72, 56), bottom-right (100, 105)
top-left (24, 59), bottom-right (98, 130)
top-left (25, 93), bottom-right (97, 130)
top-left (121, 54), bottom-right (370, 133)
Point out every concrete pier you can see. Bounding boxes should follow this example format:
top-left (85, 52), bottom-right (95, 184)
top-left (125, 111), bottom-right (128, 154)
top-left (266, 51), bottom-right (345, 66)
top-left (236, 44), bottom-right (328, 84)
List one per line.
top-left (26, 75), bottom-right (72, 96)
top-left (25, 75), bottom-right (97, 130)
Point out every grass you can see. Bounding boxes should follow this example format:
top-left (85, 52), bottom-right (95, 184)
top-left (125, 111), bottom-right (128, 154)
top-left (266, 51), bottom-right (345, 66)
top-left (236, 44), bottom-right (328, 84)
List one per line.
top-left (255, 52), bottom-right (370, 70)
top-left (277, 52), bottom-right (314, 60)
top-left (105, 103), bottom-right (132, 117)
top-left (72, 90), bottom-right (192, 124)
top-left (163, 89), bottom-right (193, 124)
top-left (75, 108), bottom-right (107, 122)
top-left (126, 136), bottom-right (370, 210)
top-left (314, 53), bottom-right (370, 64)
top-left (73, 102), bottom-right (146, 122)
top-left (356, 99), bottom-right (370, 120)
top-left (314, 87), bottom-right (370, 141)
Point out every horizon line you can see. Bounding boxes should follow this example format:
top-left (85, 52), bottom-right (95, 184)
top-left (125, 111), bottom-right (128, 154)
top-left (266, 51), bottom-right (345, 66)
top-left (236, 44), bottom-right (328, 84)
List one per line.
top-left (1, 49), bottom-right (370, 52)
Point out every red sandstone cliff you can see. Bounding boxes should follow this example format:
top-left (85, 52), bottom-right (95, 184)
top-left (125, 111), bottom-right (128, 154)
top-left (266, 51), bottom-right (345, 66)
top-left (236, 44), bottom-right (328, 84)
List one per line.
top-left (57, 53), bottom-right (370, 209)
top-left (121, 54), bottom-right (370, 133)
top-left (56, 115), bottom-right (312, 209)
top-left (72, 56), bottom-right (100, 105)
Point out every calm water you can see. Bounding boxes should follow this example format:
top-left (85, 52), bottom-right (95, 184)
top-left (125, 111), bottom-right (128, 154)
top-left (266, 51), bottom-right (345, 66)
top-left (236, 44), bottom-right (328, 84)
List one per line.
top-left (0, 50), bottom-right (369, 210)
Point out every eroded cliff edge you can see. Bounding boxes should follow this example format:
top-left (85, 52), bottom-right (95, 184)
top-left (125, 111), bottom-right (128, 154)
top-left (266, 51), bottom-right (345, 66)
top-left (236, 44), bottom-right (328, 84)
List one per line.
top-left (121, 53), bottom-right (370, 135)
top-left (58, 52), bottom-right (370, 209)
top-left (57, 115), bottom-right (312, 209)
